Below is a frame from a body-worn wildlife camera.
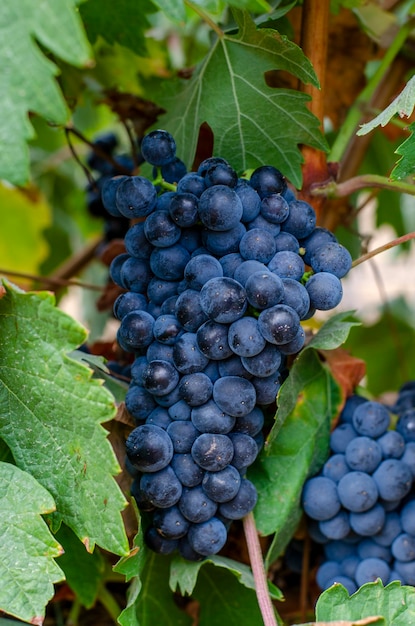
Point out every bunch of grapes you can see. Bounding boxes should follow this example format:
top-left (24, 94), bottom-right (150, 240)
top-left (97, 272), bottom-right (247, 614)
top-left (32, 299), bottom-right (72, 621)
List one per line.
top-left (302, 383), bottom-right (415, 593)
top-left (102, 129), bottom-right (352, 561)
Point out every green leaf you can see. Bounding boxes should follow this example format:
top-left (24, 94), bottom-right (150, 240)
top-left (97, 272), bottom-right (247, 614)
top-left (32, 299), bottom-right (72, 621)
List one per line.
top-left (249, 349), bottom-right (341, 564)
top-left (391, 122), bottom-right (415, 180)
top-left (117, 552), bottom-right (191, 626)
top-left (152, 0), bottom-right (272, 22)
top-left (154, 10), bottom-right (326, 188)
top-left (357, 75), bottom-right (415, 137)
top-left (169, 554), bottom-right (282, 599)
top-left (193, 563), bottom-right (271, 626)
top-left (307, 311), bottom-right (360, 351)
top-left (80, 0), bottom-right (156, 56)
top-left (316, 580), bottom-right (415, 625)
top-left (0, 0), bottom-right (92, 185)
top-left (0, 281), bottom-right (129, 556)
top-left (0, 461), bottom-right (64, 624)
top-left (55, 524), bottom-right (105, 608)
top-left (152, 0), bottom-right (186, 21)
top-left (70, 350), bottom-right (129, 404)
top-left (0, 183), bottom-right (52, 278)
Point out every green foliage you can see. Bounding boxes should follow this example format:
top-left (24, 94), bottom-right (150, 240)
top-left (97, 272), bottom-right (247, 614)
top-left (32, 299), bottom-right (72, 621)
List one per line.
top-left (152, 0), bottom-right (272, 22)
top-left (0, 0), bottom-right (92, 186)
top-left (391, 122), bottom-right (415, 180)
top-left (0, 462), bottom-right (64, 624)
top-left (154, 10), bottom-right (326, 187)
top-left (0, 282), bottom-right (129, 557)
top-left (315, 580), bottom-right (415, 625)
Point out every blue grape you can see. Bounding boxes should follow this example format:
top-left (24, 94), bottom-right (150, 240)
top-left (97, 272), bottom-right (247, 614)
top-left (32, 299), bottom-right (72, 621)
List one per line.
top-left (101, 175), bottom-right (128, 217)
top-left (302, 476), bottom-right (341, 521)
top-left (372, 459), bottom-right (412, 501)
top-left (147, 278), bottom-right (179, 305)
top-left (153, 505), bottom-right (190, 539)
top-left (153, 314), bottom-right (182, 345)
top-left (219, 252), bottom-right (244, 278)
top-left (233, 407), bottom-right (265, 437)
top-left (150, 244), bottom-right (190, 281)
top-left (352, 401), bottom-right (390, 437)
top-left (260, 193), bottom-right (289, 224)
top-left (184, 254), bottom-right (223, 290)
top-left (168, 192), bottom-right (199, 227)
top-left (113, 291), bottom-right (147, 320)
top-left (205, 161), bottom-right (238, 187)
top-left (203, 222), bottom-right (246, 255)
top-left (324, 575), bottom-right (357, 595)
top-left (200, 277), bottom-right (247, 324)
top-left (202, 466), bottom-right (241, 503)
top-left (198, 185), bottom-right (243, 231)
top-left (156, 191), bottom-right (176, 211)
top-left (166, 421), bottom-right (200, 453)
top-left (268, 250), bottom-right (305, 281)
top-left (213, 376), bottom-right (257, 417)
top-left (394, 559), bottom-right (415, 585)
top-left (249, 165), bottom-right (287, 198)
top-left (258, 304), bottom-right (300, 345)
top-left (120, 257), bottom-right (153, 293)
top-left (316, 561), bottom-right (341, 589)
top-left (310, 242), bottom-right (352, 278)
top-left (228, 316), bottom-right (266, 358)
top-left (118, 310), bottom-right (154, 351)
top-left (170, 453), bottom-right (204, 487)
top-left (144, 210), bottom-right (181, 247)
top-left (337, 471), bottom-right (378, 512)
top-left (188, 517), bottom-right (228, 556)
top-left (191, 433), bottom-right (234, 471)
top-left (196, 320), bottom-right (233, 361)
top-left (281, 200), bottom-right (316, 239)
top-left (146, 407), bottom-right (172, 430)
top-left (305, 272), bottom-right (343, 311)
top-left (178, 372), bottom-right (213, 407)
top-left (124, 222), bottom-right (153, 259)
top-left (355, 557), bottom-right (391, 586)
top-left (141, 129), bottom-right (176, 166)
top-left (396, 409), bottom-right (415, 442)
top-left (159, 157), bottom-right (187, 183)
top-left (280, 278), bottom-right (310, 319)
top-left (191, 400), bottom-right (236, 434)
top-left (125, 384), bottom-right (157, 421)
top-left (300, 227), bottom-right (337, 265)
top-left (235, 179), bottom-right (261, 222)
top-left (140, 466), bottom-right (182, 508)
top-left (251, 372), bottom-right (281, 405)
top-left (278, 326), bottom-right (305, 355)
top-left (145, 526), bottom-right (178, 555)
top-left (345, 436), bottom-right (382, 473)
top-left (126, 424), bottom-right (173, 472)
top-left (173, 332), bottom-right (209, 374)
top-left (241, 343), bottom-right (282, 378)
top-left (175, 289), bottom-right (208, 332)
top-left (322, 453), bottom-right (349, 483)
top-left (179, 485), bottom-right (218, 523)
top-left (330, 423), bottom-right (357, 454)
top-left (147, 341), bottom-right (175, 364)
top-left (373, 511), bottom-right (402, 546)
top-left (274, 232), bottom-right (300, 253)
top-left (177, 173), bottom-right (206, 197)
top-left (179, 227), bottom-right (202, 253)
top-left (377, 431), bottom-right (405, 459)
top-left (142, 359), bottom-right (179, 396)
top-left (218, 478), bottom-right (258, 519)
top-left (154, 384), bottom-right (182, 408)
top-left (228, 433), bottom-right (258, 470)
top-left (349, 503), bottom-right (385, 536)
top-left (401, 442), bottom-right (415, 477)
top-left (239, 228), bottom-right (276, 263)
top-left (392, 533), bottom-right (415, 562)
top-left (324, 541), bottom-right (357, 561)
top-left (341, 555), bottom-right (360, 580)
top-left (401, 500), bottom-right (415, 535)
top-left (109, 253), bottom-right (130, 287)
top-left (357, 541), bottom-right (391, 563)
top-left (233, 259), bottom-right (269, 286)
top-left (168, 399), bottom-right (192, 421)
top-left (245, 271), bottom-right (284, 310)
top-left (319, 510), bottom-right (350, 540)
top-left (116, 175), bottom-right (157, 218)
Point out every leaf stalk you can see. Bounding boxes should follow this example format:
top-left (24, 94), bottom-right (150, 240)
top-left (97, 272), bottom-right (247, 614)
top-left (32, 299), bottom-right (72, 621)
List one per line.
top-left (184, 1), bottom-right (224, 38)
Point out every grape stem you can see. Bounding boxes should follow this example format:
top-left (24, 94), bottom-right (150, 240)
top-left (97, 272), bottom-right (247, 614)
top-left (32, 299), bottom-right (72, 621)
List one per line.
top-left (0, 269), bottom-right (104, 292)
top-left (352, 231), bottom-right (415, 268)
top-left (184, 1), bottom-right (224, 38)
top-left (311, 174), bottom-right (415, 198)
top-left (243, 513), bottom-right (278, 626)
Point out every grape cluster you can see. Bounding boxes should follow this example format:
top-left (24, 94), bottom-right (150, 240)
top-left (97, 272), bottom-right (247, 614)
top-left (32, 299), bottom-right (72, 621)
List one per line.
top-left (302, 383), bottom-right (415, 593)
top-left (103, 129), bottom-right (351, 560)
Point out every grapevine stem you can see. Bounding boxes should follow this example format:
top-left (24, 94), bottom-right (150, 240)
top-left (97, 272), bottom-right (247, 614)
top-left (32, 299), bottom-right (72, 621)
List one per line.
top-left (328, 18), bottom-right (414, 165)
top-left (243, 513), bottom-right (278, 626)
top-left (311, 174), bottom-right (415, 198)
top-left (0, 269), bottom-right (104, 292)
top-left (184, 1), bottom-right (224, 38)
top-left (65, 125), bottom-right (132, 176)
top-left (97, 585), bottom-right (122, 624)
top-left (352, 231), bottom-right (415, 268)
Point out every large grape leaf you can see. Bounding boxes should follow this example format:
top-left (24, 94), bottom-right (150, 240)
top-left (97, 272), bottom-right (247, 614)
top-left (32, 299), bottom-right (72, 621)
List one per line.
top-left (391, 122), bottom-right (415, 180)
top-left (0, 0), bottom-right (92, 185)
top-left (315, 580), bottom-right (415, 625)
top-left (154, 10), bottom-right (327, 188)
top-left (0, 281), bottom-right (129, 556)
top-left (0, 461), bottom-right (64, 625)
top-left (80, 0), bottom-right (157, 56)
top-left (249, 349), bottom-right (341, 565)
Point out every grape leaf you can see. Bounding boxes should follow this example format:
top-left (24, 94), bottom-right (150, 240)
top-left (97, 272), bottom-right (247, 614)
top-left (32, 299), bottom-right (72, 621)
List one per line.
top-left (169, 554), bottom-right (282, 599)
top-left (193, 563), bottom-right (271, 626)
top-left (357, 75), bottom-right (415, 137)
top-left (0, 0), bottom-right (92, 185)
top-left (249, 349), bottom-right (341, 564)
top-left (152, 0), bottom-right (272, 22)
top-left (0, 461), bottom-right (64, 624)
top-left (307, 311), bottom-right (360, 351)
top-left (316, 580), bottom-right (415, 625)
top-left (154, 10), bottom-right (327, 188)
top-left (391, 122), bottom-right (415, 180)
top-left (80, 0), bottom-right (156, 56)
top-left (55, 524), bottom-right (105, 609)
top-left (0, 281), bottom-right (129, 556)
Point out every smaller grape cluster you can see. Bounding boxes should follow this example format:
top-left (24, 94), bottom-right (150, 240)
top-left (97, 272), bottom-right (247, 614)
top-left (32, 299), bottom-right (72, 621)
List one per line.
top-left (103, 129), bottom-right (351, 560)
top-left (302, 383), bottom-right (415, 593)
